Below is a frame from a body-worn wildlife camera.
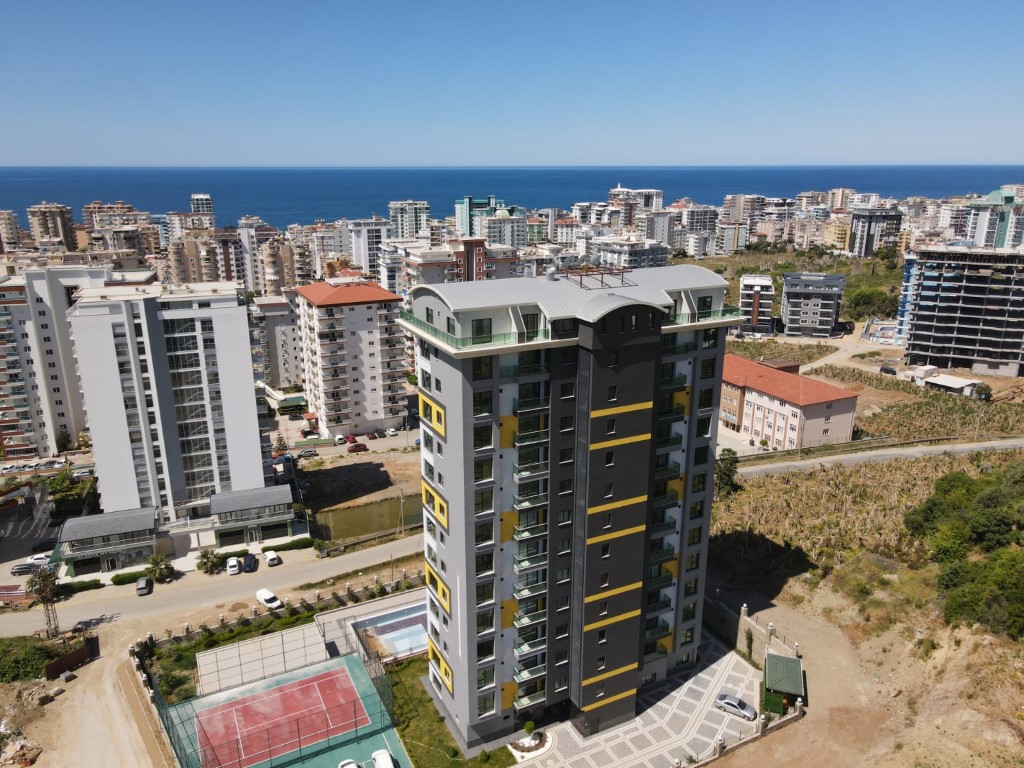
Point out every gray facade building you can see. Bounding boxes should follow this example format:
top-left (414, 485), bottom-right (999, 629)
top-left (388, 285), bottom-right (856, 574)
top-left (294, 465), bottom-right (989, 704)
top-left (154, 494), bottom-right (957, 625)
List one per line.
top-left (902, 245), bottom-right (1024, 376)
top-left (399, 265), bottom-right (739, 746)
top-left (781, 272), bottom-right (845, 337)
top-left (848, 207), bottom-right (903, 257)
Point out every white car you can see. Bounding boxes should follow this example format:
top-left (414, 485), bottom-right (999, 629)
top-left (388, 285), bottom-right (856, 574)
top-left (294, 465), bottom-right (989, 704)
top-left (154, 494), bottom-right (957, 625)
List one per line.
top-left (72, 469), bottom-right (93, 478)
top-left (255, 588), bottom-right (283, 610)
top-left (26, 554), bottom-right (51, 565)
top-left (337, 761), bottom-right (357, 768)
top-left (264, 551), bottom-right (282, 567)
top-left (371, 749), bottom-right (396, 768)
top-left (385, 427), bottom-right (398, 437)
top-left (225, 557), bottom-right (242, 575)
top-left (1, 464), bottom-right (19, 473)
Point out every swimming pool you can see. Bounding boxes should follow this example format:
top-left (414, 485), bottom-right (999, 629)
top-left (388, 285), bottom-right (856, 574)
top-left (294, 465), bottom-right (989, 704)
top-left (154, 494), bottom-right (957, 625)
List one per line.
top-left (352, 602), bottom-right (428, 659)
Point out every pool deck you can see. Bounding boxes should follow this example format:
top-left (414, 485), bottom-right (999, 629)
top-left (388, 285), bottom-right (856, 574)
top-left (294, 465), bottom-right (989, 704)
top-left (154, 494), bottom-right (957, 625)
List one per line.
top-left (317, 588), bottom-right (425, 662)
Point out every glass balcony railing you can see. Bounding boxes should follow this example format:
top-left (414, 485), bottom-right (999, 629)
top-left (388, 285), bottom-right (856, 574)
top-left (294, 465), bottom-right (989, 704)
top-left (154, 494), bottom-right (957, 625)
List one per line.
top-left (645, 597), bottom-right (673, 614)
top-left (513, 396), bottom-right (550, 414)
top-left (657, 405), bottom-right (686, 420)
top-left (513, 608), bottom-right (547, 628)
top-left (513, 430), bottom-right (549, 447)
top-left (399, 309), bottom-right (551, 349)
top-left (658, 375), bottom-right (689, 388)
top-left (513, 637), bottom-right (547, 658)
top-left (653, 462), bottom-right (680, 479)
top-left (500, 363), bottom-right (549, 378)
top-left (513, 552), bottom-right (548, 573)
top-left (513, 461), bottom-right (549, 478)
top-left (513, 580), bottom-right (547, 600)
top-left (666, 306), bottom-right (742, 325)
top-left (661, 341), bottom-right (699, 356)
top-left (513, 690), bottom-right (546, 710)
top-left (649, 516), bottom-right (678, 535)
top-left (651, 492), bottom-right (679, 509)
top-left (513, 492), bottom-right (548, 510)
top-left (649, 544), bottom-right (676, 564)
top-left (643, 649), bottom-right (668, 664)
top-left (644, 620), bottom-right (671, 641)
top-left (655, 434), bottom-right (683, 449)
top-left (513, 664), bottom-right (547, 684)
top-left (513, 522), bottom-right (548, 540)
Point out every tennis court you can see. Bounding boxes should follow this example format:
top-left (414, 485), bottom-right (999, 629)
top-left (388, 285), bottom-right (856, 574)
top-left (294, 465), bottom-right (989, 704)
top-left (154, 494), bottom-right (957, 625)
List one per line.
top-left (163, 654), bottom-right (403, 768)
top-left (196, 667), bottom-right (369, 768)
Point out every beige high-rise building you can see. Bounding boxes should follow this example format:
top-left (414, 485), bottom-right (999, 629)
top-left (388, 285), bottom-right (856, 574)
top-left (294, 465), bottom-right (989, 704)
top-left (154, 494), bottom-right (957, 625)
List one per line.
top-left (27, 203), bottom-right (76, 251)
top-left (0, 211), bottom-right (21, 252)
top-left (261, 240), bottom-right (313, 296)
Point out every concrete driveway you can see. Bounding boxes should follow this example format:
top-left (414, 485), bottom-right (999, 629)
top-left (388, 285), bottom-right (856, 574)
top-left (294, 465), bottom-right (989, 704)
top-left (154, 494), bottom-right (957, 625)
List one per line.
top-left (521, 638), bottom-right (760, 768)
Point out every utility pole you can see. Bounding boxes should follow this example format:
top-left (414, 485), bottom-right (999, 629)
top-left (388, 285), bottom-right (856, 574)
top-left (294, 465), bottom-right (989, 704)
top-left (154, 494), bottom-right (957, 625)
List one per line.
top-left (30, 566), bottom-right (61, 641)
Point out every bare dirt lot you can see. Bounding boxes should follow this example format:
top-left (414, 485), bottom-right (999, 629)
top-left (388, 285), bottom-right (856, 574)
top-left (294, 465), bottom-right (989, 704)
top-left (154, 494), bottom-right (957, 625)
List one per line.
top-left (303, 450), bottom-right (421, 513)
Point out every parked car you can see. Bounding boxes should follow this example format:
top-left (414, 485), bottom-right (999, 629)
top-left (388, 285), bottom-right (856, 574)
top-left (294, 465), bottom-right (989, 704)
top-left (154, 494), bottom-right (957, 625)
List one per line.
top-left (226, 557), bottom-right (242, 575)
top-left (135, 577), bottom-right (154, 596)
top-left (337, 760), bottom-right (357, 768)
top-left (879, 365), bottom-right (897, 376)
top-left (31, 538), bottom-right (59, 553)
top-left (256, 588), bottom-right (283, 610)
top-left (264, 551), bottom-right (282, 567)
top-left (10, 563), bottom-right (39, 577)
top-left (365, 432), bottom-right (377, 440)
top-left (1, 463), bottom-right (20, 473)
top-left (242, 553), bottom-right (259, 573)
top-left (345, 434), bottom-right (357, 444)
top-left (26, 554), bottom-right (51, 566)
top-left (347, 443), bottom-right (369, 454)
top-left (301, 429), bottom-right (317, 438)
top-left (371, 749), bottom-right (396, 768)
top-left (385, 427), bottom-right (398, 437)
top-left (297, 449), bottom-right (318, 458)
top-left (288, 413), bottom-right (303, 421)
top-left (715, 693), bottom-right (758, 721)
top-left (72, 469), bottom-right (93, 478)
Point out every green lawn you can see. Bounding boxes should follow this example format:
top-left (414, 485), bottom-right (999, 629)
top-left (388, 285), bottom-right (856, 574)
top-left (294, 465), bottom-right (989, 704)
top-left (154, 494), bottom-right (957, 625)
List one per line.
top-left (387, 657), bottom-right (514, 768)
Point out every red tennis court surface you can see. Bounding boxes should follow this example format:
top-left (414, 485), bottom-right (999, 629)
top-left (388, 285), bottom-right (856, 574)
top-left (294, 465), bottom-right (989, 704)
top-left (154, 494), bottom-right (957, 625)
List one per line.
top-left (196, 667), bottom-right (370, 768)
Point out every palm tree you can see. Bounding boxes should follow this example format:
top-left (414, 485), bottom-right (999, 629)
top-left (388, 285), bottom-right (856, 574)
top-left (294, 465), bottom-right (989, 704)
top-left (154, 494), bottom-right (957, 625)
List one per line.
top-left (146, 553), bottom-right (174, 583)
top-left (195, 548), bottom-right (220, 575)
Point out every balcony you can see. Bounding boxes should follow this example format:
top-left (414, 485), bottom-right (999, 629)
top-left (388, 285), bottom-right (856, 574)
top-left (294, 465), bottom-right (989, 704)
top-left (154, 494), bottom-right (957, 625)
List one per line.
top-left (513, 396), bottom-right (550, 415)
top-left (513, 580), bottom-right (547, 600)
top-left (655, 434), bottom-right (682, 449)
top-left (644, 620), bottom-right (671, 642)
top-left (662, 341), bottom-right (698, 357)
top-left (513, 522), bottom-right (548, 540)
top-left (513, 430), bottom-right (549, 447)
top-left (658, 375), bottom-right (688, 389)
top-left (666, 306), bottom-right (741, 325)
top-left (643, 649), bottom-right (668, 664)
top-left (399, 309), bottom-right (551, 350)
top-left (513, 608), bottom-right (547, 628)
top-left (500, 363), bottom-right (549, 378)
top-left (513, 690), bottom-right (546, 711)
top-left (513, 461), bottom-right (549, 479)
top-left (513, 492), bottom-right (548, 510)
top-left (649, 544), bottom-right (676, 564)
top-left (645, 597), bottom-right (673, 614)
top-left (657, 405), bottom-right (686, 420)
top-left (513, 636), bottom-right (547, 658)
top-left (649, 515), bottom-right (677, 535)
top-left (654, 462), bottom-right (680, 480)
top-left (513, 664), bottom-right (547, 684)
top-left (513, 552), bottom-right (548, 573)
top-left (651, 492), bottom-right (679, 509)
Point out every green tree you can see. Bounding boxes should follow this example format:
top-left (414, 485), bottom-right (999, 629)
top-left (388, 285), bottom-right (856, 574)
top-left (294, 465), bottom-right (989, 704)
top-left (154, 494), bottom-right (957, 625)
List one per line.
top-left (195, 548), bottom-right (220, 575)
top-left (973, 383), bottom-right (992, 401)
top-left (274, 433), bottom-right (287, 453)
top-left (715, 449), bottom-right (741, 497)
top-left (56, 428), bottom-right (72, 453)
top-left (146, 553), bottom-right (174, 583)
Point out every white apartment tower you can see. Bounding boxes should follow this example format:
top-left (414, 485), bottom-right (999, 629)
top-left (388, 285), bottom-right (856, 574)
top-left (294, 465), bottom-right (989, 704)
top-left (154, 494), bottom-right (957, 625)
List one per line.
top-left (190, 193), bottom-right (214, 216)
top-left (389, 200), bottom-right (431, 239)
top-left (348, 218), bottom-right (393, 277)
top-left (738, 274), bottom-right (775, 335)
top-left (69, 282), bottom-right (264, 518)
top-left (27, 203), bottom-right (76, 251)
top-left (296, 281), bottom-right (406, 438)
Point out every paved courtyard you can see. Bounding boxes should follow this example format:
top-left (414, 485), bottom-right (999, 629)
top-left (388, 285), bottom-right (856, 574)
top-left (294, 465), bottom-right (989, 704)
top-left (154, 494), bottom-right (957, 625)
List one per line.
top-left (521, 639), bottom-right (760, 768)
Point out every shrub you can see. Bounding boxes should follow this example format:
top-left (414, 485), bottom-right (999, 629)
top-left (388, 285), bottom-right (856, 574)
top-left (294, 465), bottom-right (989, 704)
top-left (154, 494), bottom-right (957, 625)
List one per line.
top-left (54, 579), bottom-right (104, 599)
top-left (261, 537), bottom-right (315, 553)
top-left (111, 569), bottom-right (149, 586)
top-left (0, 637), bottom-right (66, 683)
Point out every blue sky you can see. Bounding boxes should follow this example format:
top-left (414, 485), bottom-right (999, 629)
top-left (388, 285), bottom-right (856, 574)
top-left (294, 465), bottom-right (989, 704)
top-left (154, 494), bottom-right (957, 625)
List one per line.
top-left (4, 0), bottom-right (1023, 166)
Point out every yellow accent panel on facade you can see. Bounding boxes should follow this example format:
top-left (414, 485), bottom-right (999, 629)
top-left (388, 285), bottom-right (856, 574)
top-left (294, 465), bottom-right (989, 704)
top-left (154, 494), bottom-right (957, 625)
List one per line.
top-left (581, 688), bottom-right (637, 712)
top-left (427, 638), bottom-right (454, 693)
top-left (422, 482), bottom-right (449, 530)
top-left (424, 562), bottom-right (451, 614)
top-left (671, 389), bottom-right (689, 410)
top-left (658, 631), bottom-right (674, 653)
top-left (666, 478), bottom-right (683, 497)
top-left (590, 401), bottom-right (653, 419)
top-left (499, 415), bottom-right (518, 449)
top-left (586, 524), bottom-right (647, 545)
top-left (582, 662), bottom-right (638, 688)
top-left (501, 599), bottom-right (517, 629)
top-left (583, 609), bottom-right (641, 633)
top-left (500, 510), bottom-right (516, 543)
top-left (589, 434), bottom-right (651, 451)
top-left (663, 557), bottom-right (680, 578)
top-left (501, 681), bottom-right (517, 710)
top-left (587, 495), bottom-right (648, 516)
top-left (418, 392), bottom-right (446, 438)
top-left (583, 581), bottom-right (642, 603)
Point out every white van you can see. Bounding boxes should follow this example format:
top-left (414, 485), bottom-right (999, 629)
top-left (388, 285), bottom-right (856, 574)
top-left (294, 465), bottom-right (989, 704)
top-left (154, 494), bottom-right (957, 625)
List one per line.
top-left (371, 749), bottom-right (396, 768)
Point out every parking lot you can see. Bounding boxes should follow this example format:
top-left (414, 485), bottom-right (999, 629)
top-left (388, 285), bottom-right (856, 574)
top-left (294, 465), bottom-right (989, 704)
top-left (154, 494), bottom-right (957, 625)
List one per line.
top-left (521, 638), bottom-right (761, 768)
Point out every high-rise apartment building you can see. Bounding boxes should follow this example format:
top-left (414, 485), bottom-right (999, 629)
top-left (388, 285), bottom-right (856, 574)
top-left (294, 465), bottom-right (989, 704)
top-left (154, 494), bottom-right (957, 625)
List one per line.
top-left (826, 188), bottom-right (855, 211)
top-left (848, 208), bottom-right (902, 256)
top-left (389, 200), bottom-right (431, 239)
top-left (82, 201), bottom-right (136, 232)
top-left (27, 203), bottom-right (76, 251)
top-left (737, 274), bottom-right (775, 335)
top-left (901, 246), bottom-right (1024, 376)
top-left (454, 196), bottom-right (506, 238)
top-left (477, 210), bottom-right (528, 248)
top-left (714, 221), bottom-right (748, 255)
top-left (260, 240), bottom-right (313, 295)
top-left (348, 217), bottom-right (393, 276)
top-left (963, 189), bottom-right (1024, 249)
top-left (69, 282), bottom-right (264, 519)
top-left (587, 233), bottom-right (669, 268)
top-left (296, 281), bottom-right (406, 438)
top-left (781, 273), bottom-right (845, 336)
top-left (251, 291), bottom-right (301, 389)
top-left (0, 211), bottom-right (22, 253)
top-left (190, 193), bottom-right (214, 216)
top-left (237, 216), bottom-right (280, 294)
top-left (399, 265), bottom-right (738, 745)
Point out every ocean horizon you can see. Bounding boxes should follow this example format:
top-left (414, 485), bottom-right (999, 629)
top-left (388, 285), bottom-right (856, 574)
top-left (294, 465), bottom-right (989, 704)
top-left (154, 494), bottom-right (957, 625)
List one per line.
top-left (2, 165), bottom-right (1022, 230)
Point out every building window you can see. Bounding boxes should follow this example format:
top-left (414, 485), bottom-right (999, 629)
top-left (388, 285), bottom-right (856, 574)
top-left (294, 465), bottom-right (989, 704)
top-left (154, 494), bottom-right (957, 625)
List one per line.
top-left (472, 390), bottom-right (492, 415)
top-left (558, 479), bottom-right (572, 495)
top-left (607, 385), bottom-right (618, 401)
top-left (694, 445), bottom-right (708, 465)
top-left (474, 489), bottom-right (493, 514)
top-left (472, 357), bottom-right (493, 381)
top-left (823, 428), bottom-right (830, 436)
top-left (698, 388), bottom-right (713, 409)
top-left (560, 382), bottom-right (575, 399)
top-left (601, 543), bottom-right (610, 558)
top-left (604, 452), bottom-right (614, 467)
top-left (556, 567), bottom-right (570, 583)
top-left (700, 358), bottom-right (715, 379)
top-left (478, 693), bottom-right (495, 717)
top-left (425, 307), bottom-right (434, 325)
top-left (561, 347), bottom-right (577, 364)
top-left (477, 666), bottom-right (494, 690)
top-left (559, 414), bottom-right (574, 432)
top-left (474, 520), bottom-right (494, 546)
top-left (597, 656), bottom-right (606, 670)
top-left (606, 418), bottom-right (616, 435)
top-left (477, 638), bottom-right (494, 661)
top-left (608, 351), bottom-right (619, 366)
top-left (473, 424), bottom-right (492, 450)
top-left (696, 417), bottom-right (711, 437)
top-left (689, 500), bottom-right (704, 519)
top-left (687, 527), bottom-right (702, 546)
top-left (475, 552), bottom-right (494, 576)
top-left (555, 623), bottom-right (569, 639)
top-left (600, 572), bottom-right (609, 587)
top-left (471, 318), bottom-right (492, 343)
top-left (597, 630), bottom-right (607, 645)
top-left (556, 595), bottom-right (569, 611)
top-left (446, 317), bottom-right (456, 335)
top-left (691, 473), bottom-right (706, 493)
top-left (558, 446), bottom-right (573, 464)
top-left (474, 457), bottom-right (493, 482)
top-left (599, 600), bottom-right (608, 615)
top-left (476, 609), bottom-right (494, 633)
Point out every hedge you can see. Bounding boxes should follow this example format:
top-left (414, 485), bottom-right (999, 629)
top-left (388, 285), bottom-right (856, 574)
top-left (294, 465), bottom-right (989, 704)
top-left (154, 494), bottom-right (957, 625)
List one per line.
top-left (261, 537), bottom-right (314, 553)
top-left (55, 579), bottom-right (104, 598)
top-left (216, 549), bottom-right (251, 564)
top-left (111, 569), bottom-right (148, 586)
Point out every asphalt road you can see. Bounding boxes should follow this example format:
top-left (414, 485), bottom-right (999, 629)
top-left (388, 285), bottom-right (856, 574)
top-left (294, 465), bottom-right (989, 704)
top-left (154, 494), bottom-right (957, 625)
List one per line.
top-left (0, 535), bottom-right (422, 638)
top-left (738, 436), bottom-right (1024, 478)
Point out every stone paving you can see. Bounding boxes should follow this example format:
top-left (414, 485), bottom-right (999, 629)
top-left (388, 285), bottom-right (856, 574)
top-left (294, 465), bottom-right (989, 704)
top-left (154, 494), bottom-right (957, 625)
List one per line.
top-left (520, 639), bottom-right (761, 768)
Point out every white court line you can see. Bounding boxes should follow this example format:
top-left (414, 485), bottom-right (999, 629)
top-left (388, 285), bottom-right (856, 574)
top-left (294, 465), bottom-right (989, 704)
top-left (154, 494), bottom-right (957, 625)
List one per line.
top-left (315, 682), bottom-right (329, 727)
top-left (202, 667), bottom-right (350, 717)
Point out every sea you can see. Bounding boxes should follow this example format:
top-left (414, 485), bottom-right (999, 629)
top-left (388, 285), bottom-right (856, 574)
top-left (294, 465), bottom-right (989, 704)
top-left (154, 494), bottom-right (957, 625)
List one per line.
top-left (1, 166), bottom-right (1022, 230)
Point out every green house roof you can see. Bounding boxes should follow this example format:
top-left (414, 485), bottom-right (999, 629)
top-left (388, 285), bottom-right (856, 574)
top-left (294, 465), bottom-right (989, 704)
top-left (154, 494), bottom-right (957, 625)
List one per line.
top-left (764, 653), bottom-right (804, 696)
